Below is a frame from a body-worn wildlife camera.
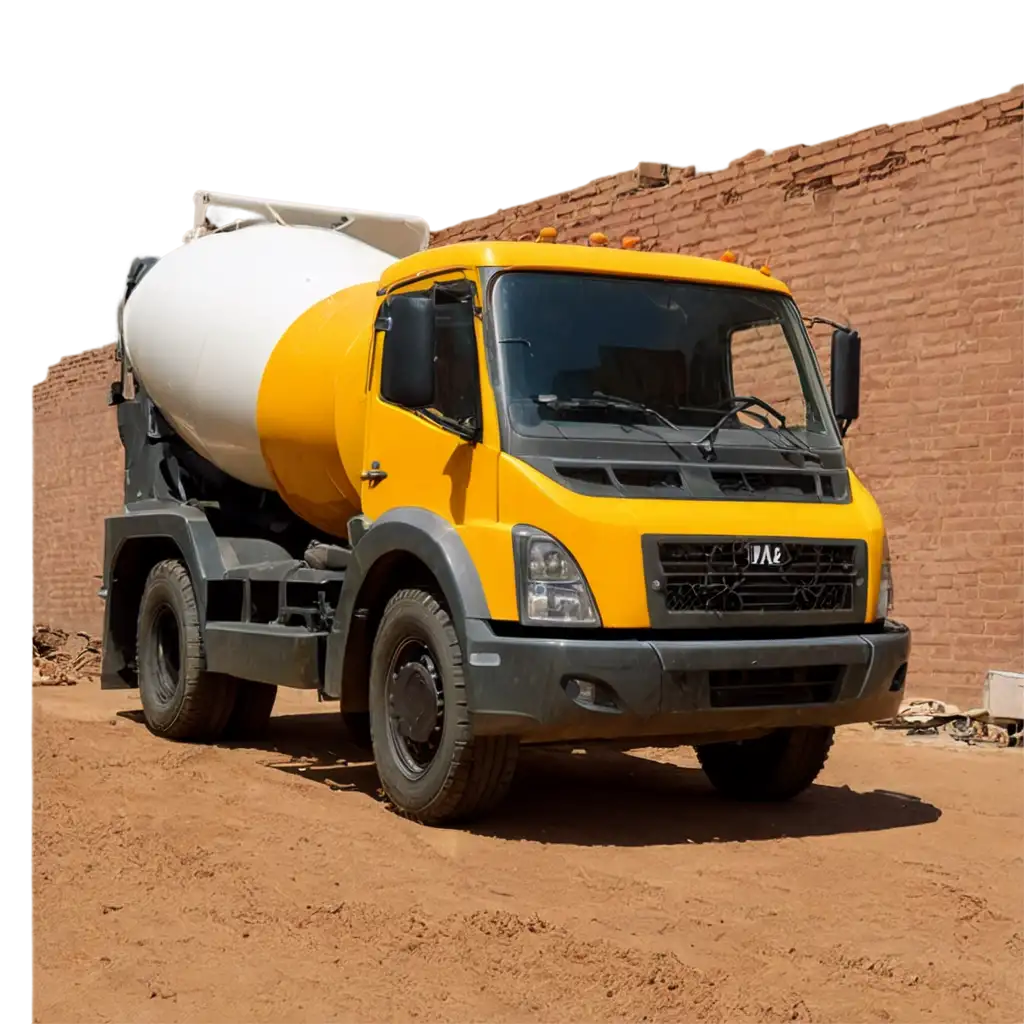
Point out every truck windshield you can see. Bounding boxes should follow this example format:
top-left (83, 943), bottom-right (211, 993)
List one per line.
top-left (490, 271), bottom-right (839, 449)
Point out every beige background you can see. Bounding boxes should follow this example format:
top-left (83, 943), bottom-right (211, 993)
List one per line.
top-left (4, 9), bottom-right (1019, 1024)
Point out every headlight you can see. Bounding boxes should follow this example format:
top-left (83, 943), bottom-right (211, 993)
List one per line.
top-left (876, 532), bottom-right (894, 620)
top-left (513, 527), bottom-right (600, 626)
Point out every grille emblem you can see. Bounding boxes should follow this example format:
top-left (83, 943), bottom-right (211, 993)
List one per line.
top-left (749, 543), bottom-right (784, 567)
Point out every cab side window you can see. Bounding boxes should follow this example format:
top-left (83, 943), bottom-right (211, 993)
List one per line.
top-left (431, 290), bottom-right (480, 429)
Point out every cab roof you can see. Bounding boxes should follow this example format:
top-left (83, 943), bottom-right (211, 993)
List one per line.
top-left (380, 240), bottom-right (791, 295)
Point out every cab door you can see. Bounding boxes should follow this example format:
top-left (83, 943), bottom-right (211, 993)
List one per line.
top-left (359, 272), bottom-right (498, 528)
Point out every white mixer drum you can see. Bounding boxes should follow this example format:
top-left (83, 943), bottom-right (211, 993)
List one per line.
top-left (121, 223), bottom-right (400, 489)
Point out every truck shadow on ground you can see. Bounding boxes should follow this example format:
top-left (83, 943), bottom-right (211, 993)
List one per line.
top-left (119, 708), bottom-right (943, 846)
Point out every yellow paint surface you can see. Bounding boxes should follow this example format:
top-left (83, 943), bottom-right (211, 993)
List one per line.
top-left (253, 240), bottom-right (883, 623)
top-left (378, 241), bottom-right (792, 296)
top-left (256, 282), bottom-right (378, 536)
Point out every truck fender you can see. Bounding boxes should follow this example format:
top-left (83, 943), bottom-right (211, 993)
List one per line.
top-left (100, 502), bottom-right (292, 688)
top-left (324, 508), bottom-right (491, 703)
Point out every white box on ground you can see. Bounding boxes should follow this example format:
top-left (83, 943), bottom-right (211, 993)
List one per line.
top-left (983, 671), bottom-right (1024, 721)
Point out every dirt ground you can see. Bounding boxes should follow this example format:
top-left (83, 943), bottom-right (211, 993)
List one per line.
top-left (34, 682), bottom-right (1024, 1024)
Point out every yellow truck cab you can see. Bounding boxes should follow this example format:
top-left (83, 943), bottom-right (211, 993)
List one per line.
top-left (102, 202), bottom-right (910, 826)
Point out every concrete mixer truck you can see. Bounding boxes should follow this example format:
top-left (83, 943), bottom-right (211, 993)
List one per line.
top-left (99, 189), bottom-right (910, 824)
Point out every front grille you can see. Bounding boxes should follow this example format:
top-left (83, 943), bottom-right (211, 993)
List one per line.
top-left (709, 664), bottom-right (842, 708)
top-left (658, 539), bottom-right (859, 615)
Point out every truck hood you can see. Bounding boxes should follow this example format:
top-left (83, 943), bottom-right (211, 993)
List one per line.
top-left (496, 453), bottom-right (884, 629)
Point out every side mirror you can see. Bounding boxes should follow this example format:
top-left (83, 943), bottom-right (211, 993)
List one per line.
top-left (830, 327), bottom-right (861, 436)
top-left (380, 294), bottom-right (435, 409)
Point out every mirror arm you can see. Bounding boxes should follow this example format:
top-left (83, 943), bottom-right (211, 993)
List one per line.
top-left (803, 315), bottom-right (850, 332)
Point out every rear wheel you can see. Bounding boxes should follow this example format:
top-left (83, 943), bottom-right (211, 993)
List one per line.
top-left (342, 711), bottom-right (372, 751)
top-left (695, 726), bottom-right (834, 802)
top-left (223, 681), bottom-right (278, 741)
top-left (136, 559), bottom-right (237, 741)
top-left (368, 588), bottom-right (518, 824)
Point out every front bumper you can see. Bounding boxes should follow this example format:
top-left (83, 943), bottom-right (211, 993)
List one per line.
top-left (463, 620), bottom-right (911, 744)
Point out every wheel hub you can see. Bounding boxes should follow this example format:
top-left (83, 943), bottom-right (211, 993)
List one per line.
top-left (389, 659), bottom-right (440, 745)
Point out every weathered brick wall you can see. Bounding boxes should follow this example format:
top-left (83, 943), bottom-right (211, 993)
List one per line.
top-left (34, 348), bottom-right (122, 635)
top-left (33, 87), bottom-right (1022, 706)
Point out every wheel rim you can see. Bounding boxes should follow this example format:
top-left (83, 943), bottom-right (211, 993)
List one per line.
top-left (152, 604), bottom-right (182, 704)
top-left (384, 637), bottom-right (444, 781)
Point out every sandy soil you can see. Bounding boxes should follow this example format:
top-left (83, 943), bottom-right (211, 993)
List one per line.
top-left (34, 683), bottom-right (1024, 1024)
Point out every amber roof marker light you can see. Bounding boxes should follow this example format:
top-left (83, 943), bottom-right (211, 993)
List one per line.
top-left (622, 236), bottom-right (641, 249)
top-left (720, 250), bottom-right (737, 263)
top-left (588, 232), bottom-right (609, 247)
top-left (537, 226), bottom-right (558, 243)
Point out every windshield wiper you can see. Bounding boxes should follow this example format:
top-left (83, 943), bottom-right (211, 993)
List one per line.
top-left (696, 395), bottom-right (822, 465)
top-left (535, 392), bottom-right (680, 431)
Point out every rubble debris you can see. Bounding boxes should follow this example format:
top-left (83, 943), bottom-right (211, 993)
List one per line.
top-left (33, 625), bottom-right (102, 686)
top-left (873, 698), bottom-right (962, 732)
top-left (872, 699), bottom-right (1018, 747)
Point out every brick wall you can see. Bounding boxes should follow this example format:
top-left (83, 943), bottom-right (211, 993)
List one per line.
top-left (33, 87), bottom-right (1023, 707)
top-left (33, 348), bottom-right (122, 635)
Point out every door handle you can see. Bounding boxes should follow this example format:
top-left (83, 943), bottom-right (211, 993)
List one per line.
top-left (361, 461), bottom-right (388, 484)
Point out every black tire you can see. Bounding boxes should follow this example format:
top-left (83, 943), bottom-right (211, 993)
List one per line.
top-left (342, 711), bottom-right (373, 752)
top-left (136, 559), bottom-right (237, 742)
top-left (222, 681), bottom-right (278, 741)
top-left (369, 589), bottom-right (518, 825)
top-left (695, 726), bottom-right (835, 802)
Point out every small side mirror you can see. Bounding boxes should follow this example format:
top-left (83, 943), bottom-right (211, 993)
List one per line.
top-left (380, 294), bottom-right (435, 409)
top-left (830, 327), bottom-right (861, 436)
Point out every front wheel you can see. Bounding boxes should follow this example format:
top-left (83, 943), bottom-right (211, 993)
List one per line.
top-left (695, 726), bottom-right (835, 802)
top-left (368, 589), bottom-right (518, 825)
